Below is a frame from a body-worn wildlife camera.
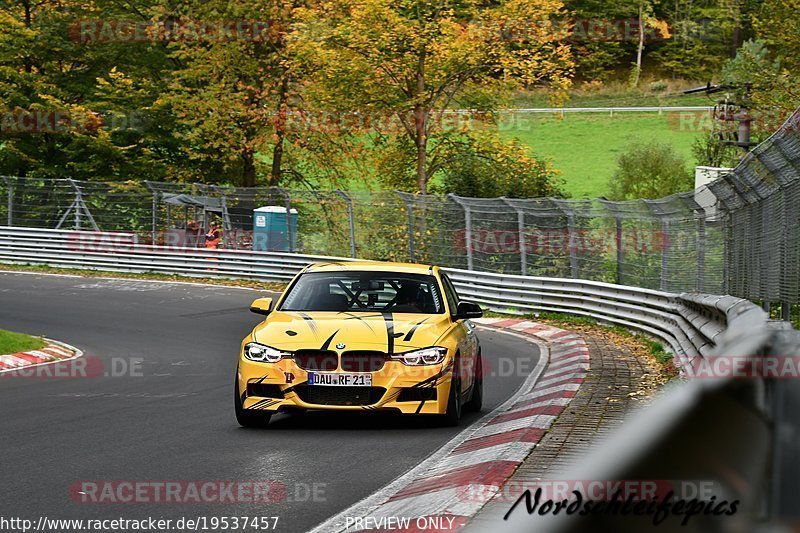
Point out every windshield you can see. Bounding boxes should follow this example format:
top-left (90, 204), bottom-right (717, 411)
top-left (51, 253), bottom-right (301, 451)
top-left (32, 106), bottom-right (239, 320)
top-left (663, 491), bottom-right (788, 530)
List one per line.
top-left (280, 271), bottom-right (444, 314)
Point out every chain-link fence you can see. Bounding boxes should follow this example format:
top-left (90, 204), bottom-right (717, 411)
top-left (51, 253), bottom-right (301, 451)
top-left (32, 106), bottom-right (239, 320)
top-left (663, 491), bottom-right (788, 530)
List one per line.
top-left (2, 108), bottom-right (800, 303)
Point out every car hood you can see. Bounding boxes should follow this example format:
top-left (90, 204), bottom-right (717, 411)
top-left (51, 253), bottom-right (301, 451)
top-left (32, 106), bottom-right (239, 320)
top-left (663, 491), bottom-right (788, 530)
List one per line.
top-left (252, 311), bottom-right (452, 352)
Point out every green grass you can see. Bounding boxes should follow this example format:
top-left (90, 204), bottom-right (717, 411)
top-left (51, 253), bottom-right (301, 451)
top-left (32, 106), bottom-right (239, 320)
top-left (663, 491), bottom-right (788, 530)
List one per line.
top-left (498, 113), bottom-right (704, 198)
top-left (0, 329), bottom-right (45, 354)
top-left (644, 338), bottom-right (672, 366)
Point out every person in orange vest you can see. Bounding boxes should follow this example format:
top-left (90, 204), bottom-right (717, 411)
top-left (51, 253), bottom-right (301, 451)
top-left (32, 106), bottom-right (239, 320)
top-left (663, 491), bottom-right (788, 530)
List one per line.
top-left (204, 221), bottom-right (222, 249)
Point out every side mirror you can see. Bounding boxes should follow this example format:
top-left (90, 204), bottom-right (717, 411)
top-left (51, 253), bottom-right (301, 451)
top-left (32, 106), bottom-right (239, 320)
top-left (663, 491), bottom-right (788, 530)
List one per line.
top-left (250, 297), bottom-right (274, 316)
top-left (454, 301), bottom-right (483, 320)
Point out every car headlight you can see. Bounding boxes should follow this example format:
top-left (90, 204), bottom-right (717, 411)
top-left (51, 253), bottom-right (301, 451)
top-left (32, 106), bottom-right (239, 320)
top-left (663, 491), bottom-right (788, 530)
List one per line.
top-left (391, 346), bottom-right (448, 366)
top-left (244, 342), bottom-right (291, 363)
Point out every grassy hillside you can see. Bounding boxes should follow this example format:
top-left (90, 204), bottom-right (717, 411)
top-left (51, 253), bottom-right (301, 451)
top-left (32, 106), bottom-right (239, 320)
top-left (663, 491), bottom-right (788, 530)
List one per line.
top-left (499, 112), bottom-right (706, 198)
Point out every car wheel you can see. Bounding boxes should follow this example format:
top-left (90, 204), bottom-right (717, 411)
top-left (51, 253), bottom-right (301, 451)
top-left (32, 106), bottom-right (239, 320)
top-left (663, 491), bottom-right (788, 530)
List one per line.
top-left (464, 352), bottom-right (483, 413)
top-left (441, 366), bottom-right (462, 427)
top-left (234, 374), bottom-right (272, 428)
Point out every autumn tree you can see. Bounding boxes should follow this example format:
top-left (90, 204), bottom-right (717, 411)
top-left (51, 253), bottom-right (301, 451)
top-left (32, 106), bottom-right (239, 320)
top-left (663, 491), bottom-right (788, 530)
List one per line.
top-left (151, 0), bottom-right (301, 187)
top-left (748, 0), bottom-right (800, 116)
top-left (0, 0), bottom-right (170, 180)
top-left (292, 0), bottom-right (573, 194)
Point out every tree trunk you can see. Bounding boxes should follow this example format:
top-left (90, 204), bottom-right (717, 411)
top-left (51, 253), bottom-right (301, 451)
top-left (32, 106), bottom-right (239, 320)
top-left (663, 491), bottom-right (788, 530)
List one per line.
top-left (633, 3), bottom-right (644, 88)
top-left (23, 0), bottom-right (32, 74)
top-left (415, 106), bottom-right (427, 194)
top-left (241, 149), bottom-right (256, 188)
top-left (415, 51), bottom-right (427, 194)
top-left (730, 26), bottom-right (741, 58)
top-left (270, 76), bottom-right (290, 187)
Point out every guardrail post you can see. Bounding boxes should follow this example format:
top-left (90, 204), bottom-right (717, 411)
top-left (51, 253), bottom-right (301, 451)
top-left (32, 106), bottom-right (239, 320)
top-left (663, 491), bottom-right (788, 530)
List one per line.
top-left (615, 214), bottom-right (623, 284)
top-left (278, 187), bottom-right (294, 253)
top-left (723, 213), bottom-right (731, 295)
top-left (501, 198), bottom-right (526, 275)
top-left (335, 190), bottom-right (356, 258)
top-left (151, 191), bottom-right (157, 244)
top-left (396, 191), bottom-right (416, 263)
top-left (3, 176), bottom-right (13, 226)
top-left (552, 199), bottom-right (579, 279)
top-left (660, 219), bottom-right (669, 291)
top-left (144, 181), bottom-right (158, 245)
top-left (697, 215), bottom-right (706, 292)
top-left (567, 211), bottom-right (578, 279)
top-left (449, 195), bottom-right (473, 271)
top-left (75, 191), bottom-right (81, 230)
top-left (644, 200), bottom-right (670, 291)
top-left (517, 209), bottom-right (526, 275)
top-left (781, 187), bottom-right (790, 321)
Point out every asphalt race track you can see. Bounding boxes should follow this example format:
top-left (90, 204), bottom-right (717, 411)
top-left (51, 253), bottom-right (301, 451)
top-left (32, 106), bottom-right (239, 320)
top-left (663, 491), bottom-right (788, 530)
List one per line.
top-left (0, 272), bottom-right (539, 532)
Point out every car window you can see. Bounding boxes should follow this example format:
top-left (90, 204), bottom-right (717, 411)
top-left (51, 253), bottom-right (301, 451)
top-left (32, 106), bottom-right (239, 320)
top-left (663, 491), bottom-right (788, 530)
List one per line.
top-left (440, 273), bottom-right (460, 315)
top-left (280, 271), bottom-right (444, 314)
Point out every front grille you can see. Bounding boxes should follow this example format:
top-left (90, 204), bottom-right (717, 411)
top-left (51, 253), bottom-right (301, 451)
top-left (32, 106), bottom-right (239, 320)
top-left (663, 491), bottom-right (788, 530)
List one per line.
top-left (247, 383), bottom-right (284, 399)
top-left (294, 385), bottom-right (386, 406)
top-left (340, 351), bottom-right (387, 372)
top-left (397, 388), bottom-right (437, 402)
top-left (294, 350), bottom-right (338, 371)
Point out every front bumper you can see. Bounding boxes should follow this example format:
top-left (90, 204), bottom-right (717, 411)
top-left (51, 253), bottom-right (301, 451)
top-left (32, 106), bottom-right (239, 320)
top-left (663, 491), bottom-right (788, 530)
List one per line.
top-left (237, 357), bottom-right (453, 415)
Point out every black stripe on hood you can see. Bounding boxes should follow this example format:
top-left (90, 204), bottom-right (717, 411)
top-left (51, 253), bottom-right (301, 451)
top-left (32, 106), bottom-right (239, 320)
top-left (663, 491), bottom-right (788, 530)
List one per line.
top-left (320, 330), bottom-right (340, 351)
top-left (381, 312), bottom-right (394, 354)
top-left (403, 318), bottom-right (429, 342)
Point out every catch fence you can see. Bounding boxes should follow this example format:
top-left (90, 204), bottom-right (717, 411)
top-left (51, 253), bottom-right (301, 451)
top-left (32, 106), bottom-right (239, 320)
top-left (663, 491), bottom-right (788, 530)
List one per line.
top-left (1, 108), bottom-right (799, 307)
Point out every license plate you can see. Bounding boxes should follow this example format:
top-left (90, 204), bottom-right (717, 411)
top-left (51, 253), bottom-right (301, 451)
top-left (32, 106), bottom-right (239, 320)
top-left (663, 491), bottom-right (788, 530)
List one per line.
top-left (307, 372), bottom-right (372, 387)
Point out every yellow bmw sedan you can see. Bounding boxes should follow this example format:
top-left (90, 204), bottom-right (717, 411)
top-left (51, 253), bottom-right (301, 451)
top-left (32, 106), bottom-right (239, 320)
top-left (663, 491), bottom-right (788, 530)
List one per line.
top-left (235, 261), bottom-right (483, 427)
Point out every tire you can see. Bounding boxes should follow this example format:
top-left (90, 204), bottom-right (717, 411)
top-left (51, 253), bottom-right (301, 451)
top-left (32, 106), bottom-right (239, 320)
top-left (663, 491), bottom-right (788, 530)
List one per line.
top-left (441, 364), bottom-right (462, 427)
top-left (464, 352), bottom-right (483, 413)
top-left (234, 375), bottom-right (272, 428)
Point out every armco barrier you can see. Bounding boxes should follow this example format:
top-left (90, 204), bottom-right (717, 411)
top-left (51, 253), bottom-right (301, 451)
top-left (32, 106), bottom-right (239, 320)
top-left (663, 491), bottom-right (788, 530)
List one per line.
top-left (0, 226), bottom-right (764, 371)
top-left (0, 226), bottom-right (345, 282)
top-left (500, 288), bottom-right (784, 533)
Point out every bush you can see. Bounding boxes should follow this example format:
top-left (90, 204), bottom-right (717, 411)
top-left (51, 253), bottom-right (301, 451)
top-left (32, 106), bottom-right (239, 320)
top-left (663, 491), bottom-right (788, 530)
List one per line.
top-left (433, 133), bottom-right (566, 199)
top-left (607, 142), bottom-right (693, 200)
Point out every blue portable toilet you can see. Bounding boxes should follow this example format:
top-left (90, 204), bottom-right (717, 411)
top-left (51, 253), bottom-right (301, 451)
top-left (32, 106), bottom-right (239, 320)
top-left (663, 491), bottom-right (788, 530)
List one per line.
top-left (252, 206), bottom-right (298, 252)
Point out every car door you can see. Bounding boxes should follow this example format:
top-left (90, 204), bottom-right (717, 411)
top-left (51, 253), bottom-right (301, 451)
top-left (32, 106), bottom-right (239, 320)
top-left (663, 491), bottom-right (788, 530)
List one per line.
top-left (440, 273), bottom-right (476, 394)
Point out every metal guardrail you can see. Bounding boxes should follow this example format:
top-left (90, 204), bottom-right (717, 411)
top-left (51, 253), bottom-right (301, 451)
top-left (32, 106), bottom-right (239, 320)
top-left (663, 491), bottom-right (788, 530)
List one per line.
top-left (0, 226), bottom-right (761, 369)
top-left (502, 291), bottom-right (783, 533)
top-left (445, 268), bottom-right (766, 372)
top-left (0, 226), bottom-right (349, 283)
